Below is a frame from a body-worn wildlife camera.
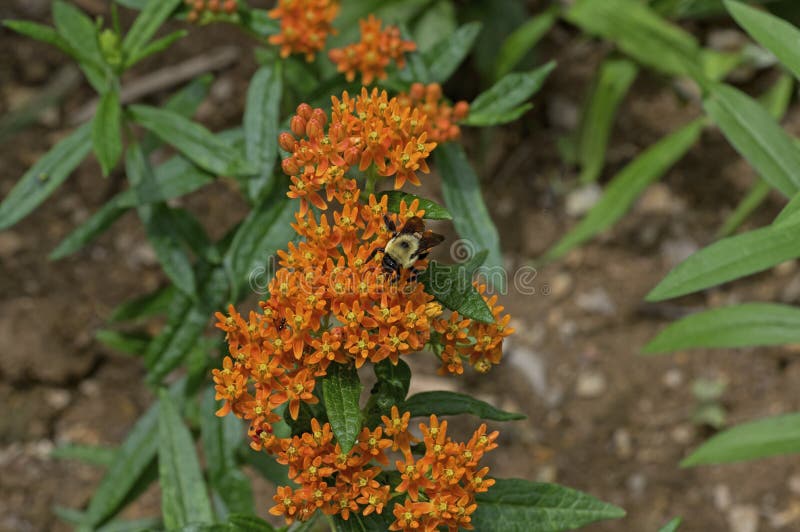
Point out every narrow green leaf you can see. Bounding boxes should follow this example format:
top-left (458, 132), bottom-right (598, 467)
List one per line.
top-left (331, 513), bottom-right (392, 532)
top-left (472, 479), bottom-right (626, 531)
top-left (228, 515), bottom-right (276, 531)
top-left (97, 517), bottom-right (163, 532)
top-left (110, 285), bottom-right (175, 322)
top-left (52, 0), bottom-right (104, 69)
top-left (3, 20), bottom-right (72, 56)
top-left (464, 103), bottom-right (534, 127)
top-left (704, 83), bottom-right (800, 197)
top-left (171, 208), bottom-right (221, 264)
top-left (0, 122), bottom-right (92, 230)
top-left (129, 105), bottom-right (255, 176)
top-left (419, 255), bottom-right (496, 323)
top-left (464, 62), bottom-right (555, 126)
top-left (403, 391), bottom-right (524, 421)
top-left (158, 390), bottom-right (214, 529)
top-left (422, 22), bottom-right (482, 83)
top-left (565, 0), bottom-right (702, 78)
top-left (51, 444), bottom-right (117, 467)
top-left (241, 447), bottom-right (291, 487)
top-left (682, 412), bottom-right (800, 466)
top-left (95, 329), bottom-right (151, 356)
top-left (84, 381), bottom-right (185, 527)
top-left (126, 29), bottom-right (187, 67)
top-left (244, 63), bottom-right (283, 202)
top-left (240, 9), bottom-right (281, 37)
top-left (122, 0), bottom-right (182, 60)
top-left (546, 119), bottom-right (703, 261)
top-left (201, 388), bottom-right (253, 516)
top-left (224, 190), bottom-right (297, 300)
top-left (413, 0), bottom-right (457, 53)
top-left (577, 59), bottom-right (638, 184)
top-left (145, 265), bottom-right (228, 385)
top-left (726, 0), bottom-right (800, 81)
top-left (647, 212), bottom-right (800, 301)
top-left (376, 191), bottom-right (451, 220)
top-left (93, 90), bottom-right (123, 176)
top-left (321, 363), bottom-right (363, 453)
top-left (126, 145), bottom-right (196, 295)
top-left (142, 75), bottom-right (213, 154)
top-left (365, 359), bottom-right (411, 428)
top-left (659, 517), bottom-right (683, 532)
top-left (494, 7), bottom-right (559, 80)
top-left (644, 302), bottom-right (800, 353)
top-left (717, 179), bottom-right (771, 237)
top-left (436, 143), bottom-right (504, 290)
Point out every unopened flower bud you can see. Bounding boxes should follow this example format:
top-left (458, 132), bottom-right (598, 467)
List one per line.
top-left (290, 115), bottom-right (307, 137)
top-left (223, 0), bottom-right (237, 13)
top-left (454, 101), bottom-right (469, 120)
top-left (279, 132), bottom-right (297, 152)
top-left (426, 83), bottom-right (442, 101)
top-left (282, 157), bottom-right (300, 175)
top-left (344, 147), bottom-right (359, 166)
top-left (296, 103), bottom-right (313, 120)
top-left (306, 118), bottom-right (323, 138)
top-left (409, 83), bottom-right (425, 100)
top-left (312, 108), bottom-right (328, 127)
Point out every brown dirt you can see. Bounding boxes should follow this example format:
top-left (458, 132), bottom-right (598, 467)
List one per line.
top-left (2, 2), bottom-right (800, 532)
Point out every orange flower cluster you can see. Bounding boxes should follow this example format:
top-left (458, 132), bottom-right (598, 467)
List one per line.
top-left (328, 15), bottom-right (416, 85)
top-left (184, 0), bottom-right (238, 22)
top-left (261, 409), bottom-right (497, 530)
top-left (279, 88), bottom-right (437, 212)
top-left (268, 0), bottom-right (339, 61)
top-left (397, 83), bottom-right (470, 144)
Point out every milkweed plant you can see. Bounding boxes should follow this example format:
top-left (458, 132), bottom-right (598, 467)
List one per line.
top-left (1, 0), bottom-right (627, 531)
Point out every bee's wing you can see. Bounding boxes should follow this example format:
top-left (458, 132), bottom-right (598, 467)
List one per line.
top-left (399, 216), bottom-right (425, 234)
top-left (418, 230), bottom-right (445, 250)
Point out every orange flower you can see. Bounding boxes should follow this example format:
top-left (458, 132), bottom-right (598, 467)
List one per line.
top-left (397, 83), bottom-right (470, 143)
top-left (328, 15), bottom-right (416, 85)
top-left (185, 0), bottom-right (238, 23)
top-left (268, 0), bottom-right (339, 61)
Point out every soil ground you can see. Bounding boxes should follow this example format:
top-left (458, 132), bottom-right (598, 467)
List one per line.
top-left (2, 2), bottom-right (800, 531)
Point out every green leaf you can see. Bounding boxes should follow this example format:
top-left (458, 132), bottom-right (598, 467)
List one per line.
top-left (647, 212), bottom-right (800, 301)
top-left (545, 119), bottom-right (703, 261)
top-left (376, 191), bottom-right (451, 220)
top-left (126, 145), bottom-right (197, 296)
top-left (0, 122), bottom-right (92, 230)
top-left (435, 143), bottom-right (504, 290)
top-left (224, 190), bottom-right (297, 300)
top-left (577, 59), bottom-right (639, 184)
top-left (171, 208), bottom-right (221, 264)
top-left (419, 258), bottom-right (495, 323)
top-left (52, 0), bottom-right (104, 70)
top-left (413, 0), bottom-right (457, 53)
top-left (463, 104), bottom-right (533, 127)
top-left (422, 22), bottom-right (482, 83)
top-left (644, 302), bottom-right (800, 353)
top-left (240, 9), bottom-right (281, 37)
top-left (365, 359), bottom-right (411, 428)
top-left (129, 105), bottom-right (255, 176)
top-left (659, 517), bottom-right (683, 532)
top-left (717, 179), bottom-right (771, 237)
top-left (158, 390), bottom-right (214, 529)
top-left (682, 412), bottom-right (800, 466)
top-left (3, 20), bottom-right (72, 56)
top-left (494, 7), bottom-right (559, 81)
top-left (244, 63), bottom-right (283, 203)
top-left (145, 265), bottom-right (229, 385)
top-left (95, 329), bottom-right (151, 356)
top-left (49, 155), bottom-right (213, 260)
top-left (565, 0), bottom-right (702, 78)
top-left (241, 447), bottom-right (291, 487)
top-left (97, 517), bottom-right (163, 532)
top-left (142, 75), bottom-right (213, 153)
top-left (201, 388), bottom-right (254, 517)
top-left (84, 381), bottom-right (185, 527)
top-left (122, 0), bottom-right (182, 61)
top-left (704, 83), bottom-right (800, 197)
top-left (126, 29), bottom-right (187, 67)
top-left (331, 513), bottom-right (392, 532)
top-left (93, 90), bottom-right (123, 176)
top-left (51, 444), bottom-right (117, 467)
top-left (227, 514), bottom-right (276, 531)
top-left (726, 0), bottom-right (800, 81)
top-left (402, 391), bottom-right (524, 421)
top-left (110, 285), bottom-right (175, 322)
top-left (464, 62), bottom-right (555, 126)
top-left (472, 479), bottom-right (626, 531)
top-left (321, 363), bottom-right (363, 453)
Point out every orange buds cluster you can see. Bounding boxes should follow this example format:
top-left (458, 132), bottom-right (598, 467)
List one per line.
top-left (398, 83), bottom-right (471, 143)
top-left (268, 0), bottom-right (340, 61)
top-left (328, 15), bottom-right (416, 85)
top-left (261, 409), bottom-right (498, 530)
top-left (185, 0), bottom-right (238, 22)
top-left (281, 88), bottom-right (437, 213)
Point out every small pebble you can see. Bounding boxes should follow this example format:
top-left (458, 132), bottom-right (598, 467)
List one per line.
top-left (565, 185), bottom-right (602, 217)
top-left (575, 370), bottom-right (607, 398)
top-left (727, 505), bottom-right (759, 532)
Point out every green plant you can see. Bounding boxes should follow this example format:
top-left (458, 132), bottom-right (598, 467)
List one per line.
top-left (643, 0), bottom-right (800, 468)
top-left (2, 1), bottom-right (626, 530)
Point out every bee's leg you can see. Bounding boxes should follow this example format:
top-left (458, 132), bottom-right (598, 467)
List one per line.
top-left (366, 247), bottom-right (384, 263)
top-left (409, 269), bottom-right (423, 282)
top-left (383, 214), bottom-right (397, 235)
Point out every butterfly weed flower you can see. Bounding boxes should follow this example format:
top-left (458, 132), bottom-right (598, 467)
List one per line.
top-left (268, 0), bottom-right (340, 61)
top-left (397, 82), bottom-right (471, 143)
top-left (328, 15), bottom-right (416, 85)
top-left (185, 0), bottom-right (239, 23)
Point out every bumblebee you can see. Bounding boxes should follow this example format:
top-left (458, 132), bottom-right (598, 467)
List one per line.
top-left (367, 215), bottom-right (445, 280)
